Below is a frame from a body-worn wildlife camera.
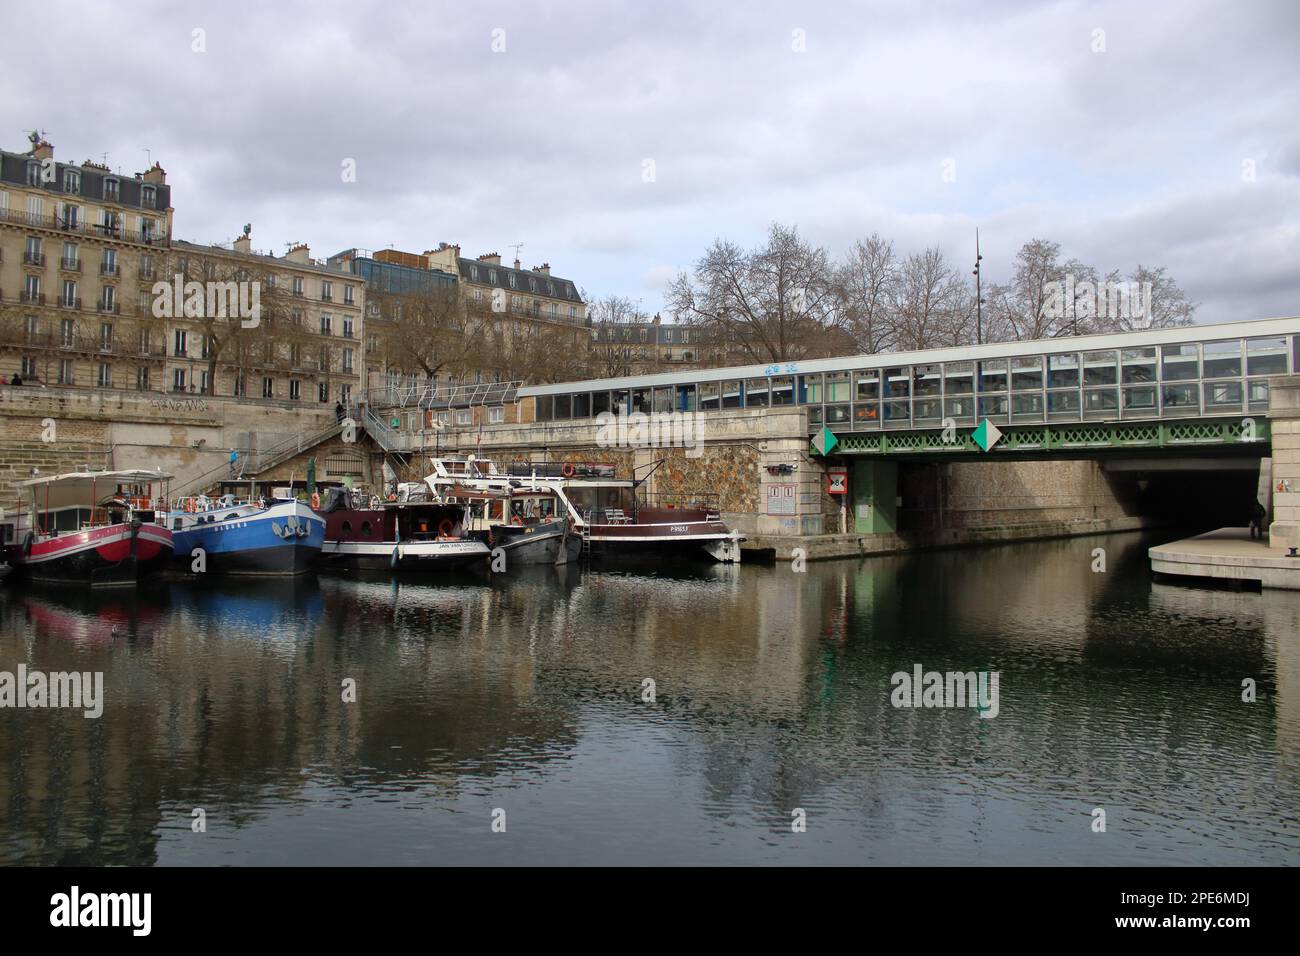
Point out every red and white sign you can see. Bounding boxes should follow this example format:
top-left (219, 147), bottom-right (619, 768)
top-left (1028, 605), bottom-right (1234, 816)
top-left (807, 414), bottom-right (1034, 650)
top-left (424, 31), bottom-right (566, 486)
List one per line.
top-left (826, 468), bottom-right (848, 495)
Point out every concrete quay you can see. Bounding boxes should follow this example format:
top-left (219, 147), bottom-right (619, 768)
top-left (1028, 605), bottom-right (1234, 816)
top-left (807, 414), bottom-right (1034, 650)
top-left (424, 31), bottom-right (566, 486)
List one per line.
top-left (1149, 527), bottom-right (1300, 590)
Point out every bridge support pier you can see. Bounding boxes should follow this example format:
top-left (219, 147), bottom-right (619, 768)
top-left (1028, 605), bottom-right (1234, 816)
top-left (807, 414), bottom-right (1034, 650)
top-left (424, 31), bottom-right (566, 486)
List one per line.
top-left (1268, 374), bottom-right (1300, 551)
top-left (851, 460), bottom-right (897, 534)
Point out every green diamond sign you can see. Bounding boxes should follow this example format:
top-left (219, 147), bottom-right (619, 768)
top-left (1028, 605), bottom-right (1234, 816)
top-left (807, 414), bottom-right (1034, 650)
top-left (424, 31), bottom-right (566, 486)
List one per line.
top-left (811, 425), bottom-right (839, 456)
top-left (972, 419), bottom-right (1003, 452)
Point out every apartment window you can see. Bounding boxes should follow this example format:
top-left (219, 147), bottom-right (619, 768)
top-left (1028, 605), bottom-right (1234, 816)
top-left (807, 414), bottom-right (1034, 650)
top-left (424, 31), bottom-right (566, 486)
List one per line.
top-left (456, 409), bottom-right (472, 426)
top-left (99, 286), bottom-right (115, 312)
top-left (141, 185), bottom-right (156, 208)
top-left (321, 281), bottom-right (332, 301)
top-left (60, 202), bottom-right (80, 228)
top-left (61, 241), bottom-right (78, 268)
top-left (200, 334), bottom-right (211, 359)
top-left (62, 280), bottom-right (77, 307)
top-left (22, 357), bottom-right (38, 378)
top-left (470, 265), bottom-right (479, 281)
top-left (292, 276), bottom-right (303, 296)
top-left (550, 303), bottom-right (557, 318)
top-left (289, 380), bottom-right (301, 401)
top-left (344, 285), bottom-right (354, 305)
top-left (570, 306), bottom-right (576, 319)
top-left (339, 385), bottom-right (351, 404)
top-left (508, 274), bottom-right (517, 289)
top-left (320, 314), bottom-right (333, 335)
top-left (488, 269), bottom-right (497, 283)
top-left (473, 289), bottom-right (483, 303)
top-left (99, 210), bottom-right (120, 237)
top-left (60, 318), bottom-right (75, 347)
top-left (489, 406), bottom-right (504, 424)
top-left (25, 235), bottom-right (42, 263)
top-left (97, 362), bottom-right (112, 387)
top-left (23, 275), bottom-right (42, 302)
top-left (173, 329), bottom-right (188, 357)
top-left (318, 382), bottom-right (329, 403)
top-left (58, 359), bottom-right (74, 385)
top-left (63, 170), bottom-right (80, 194)
top-left (100, 322), bottom-right (113, 350)
top-left (141, 218), bottom-right (157, 242)
top-left (104, 178), bottom-right (119, 202)
top-left (233, 376), bottom-right (246, 397)
top-left (262, 377), bottom-right (274, 399)
top-left (172, 368), bottom-right (187, 392)
top-left (137, 327), bottom-right (151, 355)
top-left (366, 334), bottom-right (378, 354)
top-left (341, 348), bottom-right (354, 373)
top-left (101, 249), bottom-right (118, 275)
top-left (339, 316), bottom-right (353, 338)
top-left (137, 253), bottom-right (152, 279)
top-left (26, 162), bottom-right (41, 186)
top-left (136, 367), bottom-right (150, 390)
top-left (24, 315), bottom-right (38, 337)
top-left (199, 370), bottom-right (211, 394)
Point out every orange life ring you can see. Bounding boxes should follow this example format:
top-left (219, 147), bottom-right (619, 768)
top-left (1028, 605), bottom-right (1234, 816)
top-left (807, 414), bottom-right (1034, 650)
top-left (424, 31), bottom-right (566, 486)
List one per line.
top-left (438, 518), bottom-right (456, 537)
top-left (561, 462), bottom-right (575, 478)
top-left (310, 492), bottom-right (321, 509)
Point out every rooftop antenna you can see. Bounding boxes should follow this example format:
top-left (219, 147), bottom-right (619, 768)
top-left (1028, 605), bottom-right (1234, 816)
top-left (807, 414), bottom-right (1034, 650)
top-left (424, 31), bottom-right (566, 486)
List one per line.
top-left (141, 146), bottom-right (152, 167)
top-left (510, 242), bottom-right (523, 269)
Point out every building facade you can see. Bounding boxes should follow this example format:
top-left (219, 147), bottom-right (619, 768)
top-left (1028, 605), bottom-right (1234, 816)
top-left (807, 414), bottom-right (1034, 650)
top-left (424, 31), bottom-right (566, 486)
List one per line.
top-left (0, 132), bottom-right (364, 404)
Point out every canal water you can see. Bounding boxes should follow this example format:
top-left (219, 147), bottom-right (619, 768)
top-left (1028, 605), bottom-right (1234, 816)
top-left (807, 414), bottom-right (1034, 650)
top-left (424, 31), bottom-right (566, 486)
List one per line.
top-left (1, 531), bottom-right (1296, 866)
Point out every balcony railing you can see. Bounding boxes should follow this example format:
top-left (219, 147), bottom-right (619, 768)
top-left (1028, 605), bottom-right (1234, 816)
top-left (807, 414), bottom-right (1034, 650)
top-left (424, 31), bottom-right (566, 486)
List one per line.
top-left (19, 291), bottom-right (45, 305)
top-left (139, 268), bottom-right (156, 281)
top-left (100, 263), bottom-right (121, 277)
top-left (59, 257), bottom-right (80, 272)
top-left (96, 301), bottom-right (120, 314)
top-left (23, 251), bottom-right (45, 266)
top-left (0, 207), bottom-right (169, 246)
top-left (58, 296), bottom-right (81, 310)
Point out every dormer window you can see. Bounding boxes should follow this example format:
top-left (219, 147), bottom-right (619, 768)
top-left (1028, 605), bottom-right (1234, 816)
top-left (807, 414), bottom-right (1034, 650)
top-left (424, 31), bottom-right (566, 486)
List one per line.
top-left (26, 162), bottom-right (42, 186)
top-left (141, 185), bottom-right (156, 208)
top-left (104, 178), bottom-right (119, 202)
top-left (63, 170), bottom-right (80, 194)
top-left (508, 274), bottom-right (516, 289)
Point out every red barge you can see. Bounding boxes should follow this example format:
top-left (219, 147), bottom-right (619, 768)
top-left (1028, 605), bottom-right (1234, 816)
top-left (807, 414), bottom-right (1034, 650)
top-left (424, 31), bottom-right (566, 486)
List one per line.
top-left (4, 469), bottom-right (174, 587)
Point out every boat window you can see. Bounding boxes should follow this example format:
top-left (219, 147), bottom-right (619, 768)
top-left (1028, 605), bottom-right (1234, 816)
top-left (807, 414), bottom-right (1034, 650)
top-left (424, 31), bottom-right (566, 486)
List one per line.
top-left (554, 393), bottom-right (571, 419)
top-left (360, 520), bottom-right (372, 536)
top-left (534, 395), bottom-right (553, 421)
top-left (341, 521), bottom-right (351, 535)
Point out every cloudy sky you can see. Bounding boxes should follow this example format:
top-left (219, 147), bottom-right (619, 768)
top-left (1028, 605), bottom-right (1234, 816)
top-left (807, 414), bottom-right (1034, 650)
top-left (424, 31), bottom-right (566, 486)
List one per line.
top-left (6, 0), bottom-right (1297, 323)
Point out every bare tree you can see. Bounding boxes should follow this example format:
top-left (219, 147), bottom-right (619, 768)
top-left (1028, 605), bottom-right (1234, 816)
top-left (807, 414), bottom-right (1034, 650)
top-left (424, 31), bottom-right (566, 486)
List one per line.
top-left (666, 223), bottom-right (842, 363)
top-left (891, 246), bottom-right (973, 350)
top-left (836, 233), bottom-right (898, 354)
top-left (587, 294), bottom-right (648, 378)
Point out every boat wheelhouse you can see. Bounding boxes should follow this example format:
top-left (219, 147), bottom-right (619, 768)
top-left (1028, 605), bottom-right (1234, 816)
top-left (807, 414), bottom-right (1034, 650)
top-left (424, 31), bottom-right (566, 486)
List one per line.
top-left (426, 459), bottom-right (579, 567)
top-left (315, 485), bottom-right (489, 571)
top-left (5, 469), bottom-right (174, 587)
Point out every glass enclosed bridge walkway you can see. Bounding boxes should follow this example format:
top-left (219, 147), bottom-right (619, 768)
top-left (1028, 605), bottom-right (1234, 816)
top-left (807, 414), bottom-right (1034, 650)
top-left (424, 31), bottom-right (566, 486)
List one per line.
top-left (517, 317), bottom-right (1298, 457)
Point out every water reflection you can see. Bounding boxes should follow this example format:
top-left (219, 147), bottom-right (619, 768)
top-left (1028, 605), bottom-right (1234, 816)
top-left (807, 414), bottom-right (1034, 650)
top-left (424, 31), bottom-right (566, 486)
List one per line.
top-left (0, 532), bottom-right (1296, 866)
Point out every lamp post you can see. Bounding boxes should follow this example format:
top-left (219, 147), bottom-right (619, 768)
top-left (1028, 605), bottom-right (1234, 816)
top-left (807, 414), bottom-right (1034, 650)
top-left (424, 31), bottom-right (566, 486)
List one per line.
top-left (972, 228), bottom-right (984, 345)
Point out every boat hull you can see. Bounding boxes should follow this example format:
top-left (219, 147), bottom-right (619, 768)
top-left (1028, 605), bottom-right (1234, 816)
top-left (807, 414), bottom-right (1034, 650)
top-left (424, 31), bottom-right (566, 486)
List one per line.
top-left (170, 502), bottom-right (324, 575)
top-left (320, 539), bottom-right (489, 571)
top-left (489, 519), bottom-right (572, 567)
top-left (584, 520), bottom-right (743, 563)
top-left (12, 522), bottom-right (174, 587)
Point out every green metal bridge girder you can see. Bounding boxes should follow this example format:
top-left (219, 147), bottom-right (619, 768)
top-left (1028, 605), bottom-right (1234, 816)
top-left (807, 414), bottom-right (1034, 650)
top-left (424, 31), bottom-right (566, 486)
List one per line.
top-left (811, 417), bottom-right (1272, 457)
